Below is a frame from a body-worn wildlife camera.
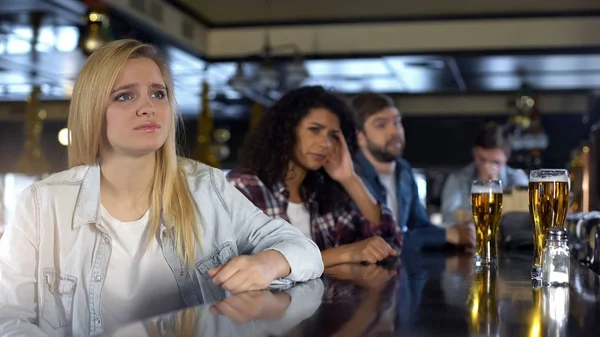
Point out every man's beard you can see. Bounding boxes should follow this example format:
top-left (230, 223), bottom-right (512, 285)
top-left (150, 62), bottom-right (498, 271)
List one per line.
top-left (365, 137), bottom-right (403, 163)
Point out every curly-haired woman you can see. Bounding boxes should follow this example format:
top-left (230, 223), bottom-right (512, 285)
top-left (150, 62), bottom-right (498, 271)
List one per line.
top-left (227, 86), bottom-right (402, 268)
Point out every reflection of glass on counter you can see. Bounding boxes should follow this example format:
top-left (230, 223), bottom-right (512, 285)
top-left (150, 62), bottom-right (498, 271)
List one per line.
top-left (542, 286), bottom-right (569, 337)
top-left (529, 282), bottom-right (569, 337)
top-left (109, 279), bottom-right (324, 337)
top-left (529, 283), bottom-right (542, 337)
top-left (467, 267), bottom-right (499, 337)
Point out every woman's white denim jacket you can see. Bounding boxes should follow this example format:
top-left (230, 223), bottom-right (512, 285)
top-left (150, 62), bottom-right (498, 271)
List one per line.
top-left (0, 159), bottom-right (324, 337)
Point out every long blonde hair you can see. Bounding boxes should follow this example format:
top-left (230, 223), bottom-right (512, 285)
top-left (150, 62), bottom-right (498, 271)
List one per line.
top-left (67, 39), bottom-right (200, 268)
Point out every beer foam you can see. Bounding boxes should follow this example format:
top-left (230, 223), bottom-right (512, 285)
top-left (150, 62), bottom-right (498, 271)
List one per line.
top-left (471, 185), bottom-right (502, 194)
top-left (529, 174), bottom-right (569, 183)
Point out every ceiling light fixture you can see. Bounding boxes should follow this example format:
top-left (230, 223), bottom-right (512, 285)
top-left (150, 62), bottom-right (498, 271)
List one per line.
top-left (226, 62), bottom-right (250, 92)
top-left (226, 39), bottom-right (309, 104)
top-left (226, 0), bottom-right (308, 104)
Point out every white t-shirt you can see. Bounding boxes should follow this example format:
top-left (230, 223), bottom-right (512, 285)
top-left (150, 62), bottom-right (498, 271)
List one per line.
top-left (378, 173), bottom-right (398, 221)
top-left (100, 205), bottom-right (185, 335)
top-left (286, 202), bottom-right (312, 238)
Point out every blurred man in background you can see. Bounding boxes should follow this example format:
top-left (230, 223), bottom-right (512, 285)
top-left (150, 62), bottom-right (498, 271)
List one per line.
top-left (441, 123), bottom-right (528, 224)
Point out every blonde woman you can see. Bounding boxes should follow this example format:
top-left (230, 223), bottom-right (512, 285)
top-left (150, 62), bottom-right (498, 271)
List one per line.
top-left (0, 39), bottom-right (323, 337)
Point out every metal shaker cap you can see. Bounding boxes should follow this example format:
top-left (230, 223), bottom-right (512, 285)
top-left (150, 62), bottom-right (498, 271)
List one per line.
top-left (547, 227), bottom-right (568, 241)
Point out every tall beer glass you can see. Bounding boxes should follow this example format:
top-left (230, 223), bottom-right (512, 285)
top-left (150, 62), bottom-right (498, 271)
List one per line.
top-left (471, 180), bottom-right (503, 266)
top-left (528, 169), bottom-right (569, 279)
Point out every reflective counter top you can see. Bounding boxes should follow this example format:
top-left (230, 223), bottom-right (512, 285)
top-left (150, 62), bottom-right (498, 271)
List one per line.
top-left (106, 250), bottom-right (600, 337)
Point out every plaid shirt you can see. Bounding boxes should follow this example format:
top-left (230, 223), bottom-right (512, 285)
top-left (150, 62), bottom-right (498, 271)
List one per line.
top-left (226, 169), bottom-right (402, 251)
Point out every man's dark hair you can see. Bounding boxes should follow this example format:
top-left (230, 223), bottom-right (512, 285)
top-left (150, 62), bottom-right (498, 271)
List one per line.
top-left (350, 93), bottom-right (396, 130)
top-left (239, 86), bottom-right (358, 214)
top-left (473, 123), bottom-right (512, 155)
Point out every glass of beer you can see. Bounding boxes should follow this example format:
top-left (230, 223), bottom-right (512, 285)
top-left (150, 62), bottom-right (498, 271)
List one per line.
top-left (471, 180), bottom-right (503, 266)
top-left (528, 169), bottom-right (570, 279)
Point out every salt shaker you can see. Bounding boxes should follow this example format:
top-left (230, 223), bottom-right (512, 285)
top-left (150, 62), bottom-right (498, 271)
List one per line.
top-left (542, 227), bottom-right (570, 286)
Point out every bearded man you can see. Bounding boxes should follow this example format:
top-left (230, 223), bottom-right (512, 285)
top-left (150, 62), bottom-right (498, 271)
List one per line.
top-left (352, 93), bottom-right (475, 251)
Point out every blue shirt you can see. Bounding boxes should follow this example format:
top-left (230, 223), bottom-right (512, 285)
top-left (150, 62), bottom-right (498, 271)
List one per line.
top-left (441, 162), bottom-right (528, 224)
top-left (354, 152), bottom-right (447, 251)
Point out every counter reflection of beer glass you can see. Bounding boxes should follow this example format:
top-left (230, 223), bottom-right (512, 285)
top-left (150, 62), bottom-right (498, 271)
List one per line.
top-left (471, 180), bottom-right (503, 267)
top-left (467, 267), bottom-right (499, 337)
top-left (528, 169), bottom-right (570, 279)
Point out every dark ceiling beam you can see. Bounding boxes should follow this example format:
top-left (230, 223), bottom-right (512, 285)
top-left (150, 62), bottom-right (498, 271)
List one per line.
top-left (163, 0), bottom-right (600, 29)
top-left (193, 10), bottom-right (600, 29)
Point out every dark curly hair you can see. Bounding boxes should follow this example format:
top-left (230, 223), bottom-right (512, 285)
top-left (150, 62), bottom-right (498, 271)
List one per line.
top-left (239, 86), bottom-right (359, 214)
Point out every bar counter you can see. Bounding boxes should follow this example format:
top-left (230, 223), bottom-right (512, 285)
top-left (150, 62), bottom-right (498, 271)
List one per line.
top-left (106, 250), bottom-right (600, 337)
